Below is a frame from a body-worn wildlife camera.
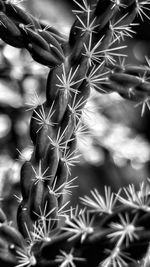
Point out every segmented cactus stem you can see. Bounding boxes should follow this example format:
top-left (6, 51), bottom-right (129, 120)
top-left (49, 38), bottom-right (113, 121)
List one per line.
top-left (0, 0), bottom-right (150, 266)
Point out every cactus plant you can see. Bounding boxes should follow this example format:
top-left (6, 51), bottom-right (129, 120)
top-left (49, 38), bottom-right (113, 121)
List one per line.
top-left (0, 0), bottom-right (150, 266)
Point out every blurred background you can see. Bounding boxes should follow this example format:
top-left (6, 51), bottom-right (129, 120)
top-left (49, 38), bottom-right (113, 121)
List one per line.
top-left (0, 0), bottom-right (150, 224)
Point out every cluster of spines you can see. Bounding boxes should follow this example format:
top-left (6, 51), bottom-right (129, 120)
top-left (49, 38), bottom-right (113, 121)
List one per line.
top-left (0, 0), bottom-right (150, 266)
top-left (1, 181), bottom-right (150, 266)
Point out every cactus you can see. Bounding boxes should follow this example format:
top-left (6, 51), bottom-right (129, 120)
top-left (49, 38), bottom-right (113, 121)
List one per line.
top-left (0, 0), bottom-right (150, 266)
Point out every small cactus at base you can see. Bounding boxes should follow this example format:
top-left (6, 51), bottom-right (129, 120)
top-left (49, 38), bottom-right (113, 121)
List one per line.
top-left (0, 0), bottom-right (150, 266)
